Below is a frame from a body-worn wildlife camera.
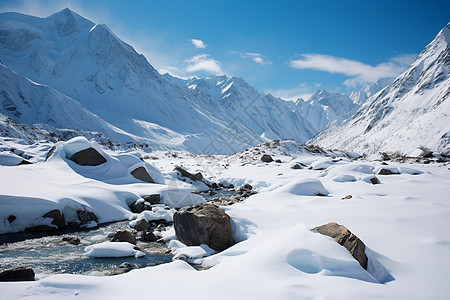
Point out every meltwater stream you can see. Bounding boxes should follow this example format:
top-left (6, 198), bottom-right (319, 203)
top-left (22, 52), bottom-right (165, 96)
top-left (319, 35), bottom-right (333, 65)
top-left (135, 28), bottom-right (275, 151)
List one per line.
top-left (0, 220), bottom-right (172, 276)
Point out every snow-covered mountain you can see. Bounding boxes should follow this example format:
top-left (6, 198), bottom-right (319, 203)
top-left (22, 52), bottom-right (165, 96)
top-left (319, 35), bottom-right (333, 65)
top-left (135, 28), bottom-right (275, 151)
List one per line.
top-left (294, 80), bottom-right (391, 133)
top-left (0, 8), bottom-right (316, 154)
top-left (311, 23), bottom-right (450, 154)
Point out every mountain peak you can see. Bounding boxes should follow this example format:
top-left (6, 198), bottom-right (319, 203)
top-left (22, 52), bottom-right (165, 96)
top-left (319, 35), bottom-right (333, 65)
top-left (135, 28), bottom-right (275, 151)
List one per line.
top-left (48, 8), bottom-right (94, 38)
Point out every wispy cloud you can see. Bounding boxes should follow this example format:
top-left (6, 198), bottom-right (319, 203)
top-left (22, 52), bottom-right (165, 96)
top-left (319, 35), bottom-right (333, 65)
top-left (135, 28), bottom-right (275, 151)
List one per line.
top-left (185, 54), bottom-right (223, 75)
top-left (232, 51), bottom-right (272, 65)
top-left (290, 53), bottom-right (416, 87)
top-left (266, 82), bottom-right (319, 101)
top-left (190, 39), bottom-right (207, 49)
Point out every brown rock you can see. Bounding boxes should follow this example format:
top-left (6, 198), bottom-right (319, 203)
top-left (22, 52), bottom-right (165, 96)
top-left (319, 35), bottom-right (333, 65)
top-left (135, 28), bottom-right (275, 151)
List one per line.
top-left (174, 166), bottom-right (203, 182)
top-left (378, 168), bottom-right (399, 175)
top-left (173, 203), bottom-right (234, 251)
top-left (341, 195), bottom-right (352, 200)
top-left (0, 267), bottom-right (35, 282)
top-left (261, 154), bottom-right (273, 163)
top-left (130, 166), bottom-right (155, 183)
top-left (111, 230), bottom-right (136, 244)
top-left (141, 231), bottom-right (158, 242)
top-left (77, 209), bottom-right (98, 223)
top-left (313, 222), bottom-right (368, 270)
top-left (291, 164), bottom-right (302, 169)
top-left (134, 219), bottom-right (149, 231)
top-left (70, 147), bottom-right (107, 166)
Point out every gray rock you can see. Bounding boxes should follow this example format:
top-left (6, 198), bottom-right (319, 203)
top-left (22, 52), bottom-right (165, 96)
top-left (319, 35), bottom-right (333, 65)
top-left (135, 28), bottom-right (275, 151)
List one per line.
top-left (174, 203), bottom-right (234, 251)
top-left (7, 215), bottom-right (16, 223)
top-left (134, 219), bottom-right (149, 231)
top-left (109, 262), bottom-right (138, 276)
top-left (174, 166), bottom-right (203, 182)
top-left (0, 267), bottom-right (35, 281)
top-left (112, 230), bottom-right (136, 244)
top-left (141, 231), bottom-right (158, 242)
top-left (25, 209), bottom-right (65, 232)
top-left (313, 222), bottom-right (368, 270)
top-left (70, 147), bottom-right (106, 166)
top-left (130, 166), bottom-right (155, 183)
top-left (143, 194), bottom-right (160, 205)
top-left (129, 199), bottom-right (152, 213)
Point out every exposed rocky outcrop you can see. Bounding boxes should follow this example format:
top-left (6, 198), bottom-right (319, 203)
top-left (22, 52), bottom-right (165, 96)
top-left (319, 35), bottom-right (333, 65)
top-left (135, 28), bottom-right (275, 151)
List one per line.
top-left (69, 147), bottom-right (107, 166)
top-left (175, 166), bottom-right (203, 182)
top-left (173, 203), bottom-right (234, 251)
top-left (313, 222), bottom-right (368, 270)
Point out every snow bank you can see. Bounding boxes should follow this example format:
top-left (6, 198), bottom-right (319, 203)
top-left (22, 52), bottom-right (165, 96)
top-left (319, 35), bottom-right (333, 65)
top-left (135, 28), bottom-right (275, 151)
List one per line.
top-left (84, 241), bottom-right (145, 258)
top-left (275, 178), bottom-right (329, 196)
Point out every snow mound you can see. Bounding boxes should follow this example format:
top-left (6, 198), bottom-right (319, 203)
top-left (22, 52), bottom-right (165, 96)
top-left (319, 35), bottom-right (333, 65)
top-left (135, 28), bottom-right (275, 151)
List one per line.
top-left (169, 240), bottom-right (216, 262)
top-left (276, 178), bottom-right (329, 196)
top-left (310, 159), bottom-right (334, 170)
top-left (332, 174), bottom-right (357, 182)
top-left (84, 241), bottom-right (145, 258)
top-left (0, 151), bottom-right (24, 166)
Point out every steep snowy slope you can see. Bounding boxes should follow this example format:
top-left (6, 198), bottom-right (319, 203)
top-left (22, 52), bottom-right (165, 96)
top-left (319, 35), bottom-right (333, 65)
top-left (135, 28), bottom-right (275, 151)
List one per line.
top-left (294, 80), bottom-right (391, 133)
top-left (311, 23), bottom-right (450, 154)
top-left (186, 75), bottom-right (316, 142)
top-left (0, 9), bottom-right (316, 154)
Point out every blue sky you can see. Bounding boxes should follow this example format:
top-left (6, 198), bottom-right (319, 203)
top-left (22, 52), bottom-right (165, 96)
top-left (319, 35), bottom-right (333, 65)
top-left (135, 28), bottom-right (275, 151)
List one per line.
top-left (0, 0), bottom-right (449, 100)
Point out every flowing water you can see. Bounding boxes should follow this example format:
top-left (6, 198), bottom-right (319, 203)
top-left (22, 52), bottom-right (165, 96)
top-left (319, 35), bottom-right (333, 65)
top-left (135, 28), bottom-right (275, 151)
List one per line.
top-left (0, 220), bottom-right (172, 276)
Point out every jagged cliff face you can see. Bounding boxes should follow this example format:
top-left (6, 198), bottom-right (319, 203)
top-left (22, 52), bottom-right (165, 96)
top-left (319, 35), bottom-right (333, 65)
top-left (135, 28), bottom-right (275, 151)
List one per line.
top-left (0, 8), bottom-right (318, 154)
top-left (311, 23), bottom-right (450, 154)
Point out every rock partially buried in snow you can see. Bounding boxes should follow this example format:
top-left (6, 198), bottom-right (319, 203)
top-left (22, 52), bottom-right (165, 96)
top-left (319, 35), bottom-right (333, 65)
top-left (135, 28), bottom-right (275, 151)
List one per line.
top-left (174, 166), bottom-right (203, 182)
top-left (0, 267), bottom-right (35, 282)
top-left (377, 167), bottom-right (400, 175)
top-left (25, 209), bottom-right (66, 232)
top-left (276, 178), bottom-right (329, 196)
top-left (261, 154), bottom-right (274, 163)
top-left (130, 166), bottom-right (155, 183)
top-left (77, 209), bottom-right (98, 223)
top-left (174, 203), bottom-right (234, 251)
top-left (69, 147), bottom-right (107, 166)
top-left (129, 199), bottom-right (152, 213)
top-left (362, 175), bottom-right (380, 184)
top-left (143, 194), bottom-right (160, 205)
top-left (313, 222), bottom-right (368, 270)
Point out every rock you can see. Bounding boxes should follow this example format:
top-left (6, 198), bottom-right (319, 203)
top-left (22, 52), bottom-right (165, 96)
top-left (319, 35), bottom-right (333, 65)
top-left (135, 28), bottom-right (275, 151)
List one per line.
top-left (173, 203), bottom-right (234, 251)
top-left (275, 159), bottom-right (282, 163)
top-left (77, 209), bottom-right (98, 223)
top-left (174, 166), bottom-right (203, 182)
top-left (129, 199), bottom-right (152, 213)
top-left (45, 146), bottom-right (56, 162)
top-left (313, 222), bottom-right (368, 270)
top-left (62, 236), bottom-right (80, 245)
top-left (130, 166), bottom-right (155, 183)
top-left (143, 194), bottom-right (160, 205)
top-left (341, 195), bottom-right (352, 200)
top-left (43, 209), bottom-right (66, 229)
top-left (70, 147), bottom-right (106, 166)
top-left (112, 230), bottom-right (136, 244)
top-left (109, 262), bottom-right (138, 276)
top-left (381, 162), bottom-right (389, 165)
top-left (7, 215), bottom-right (16, 223)
top-left (0, 267), bottom-right (35, 281)
top-left (141, 231), bottom-right (158, 242)
top-left (261, 154), bottom-right (273, 163)
top-left (378, 168), bottom-right (399, 175)
top-left (18, 160), bottom-right (33, 165)
top-left (155, 224), bottom-right (166, 231)
top-left (26, 210), bottom-right (66, 232)
top-left (291, 164), bottom-right (302, 169)
top-left (369, 176), bottom-right (380, 184)
top-left (134, 219), bottom-right (149, 231)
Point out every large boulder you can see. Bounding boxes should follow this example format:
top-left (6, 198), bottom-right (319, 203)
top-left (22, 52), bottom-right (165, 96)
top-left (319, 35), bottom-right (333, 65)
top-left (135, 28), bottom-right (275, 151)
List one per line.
top-left (69, 147), bottom-right (107, 166)
top-left (112, 230), bottom-right (136, 244)
top-left (173, 203), bottom-right (234, 251)
top-left (0, 267), bottom-right (35, 281)
top-left (130, 167), bottom-right (155, 183)
top-left (313, 222), bottom-right (368, 270)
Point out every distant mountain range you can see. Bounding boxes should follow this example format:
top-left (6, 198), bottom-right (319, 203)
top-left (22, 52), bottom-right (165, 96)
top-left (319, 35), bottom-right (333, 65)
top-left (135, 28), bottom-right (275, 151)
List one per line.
top-left (0, 8), bottom-right (448, 154)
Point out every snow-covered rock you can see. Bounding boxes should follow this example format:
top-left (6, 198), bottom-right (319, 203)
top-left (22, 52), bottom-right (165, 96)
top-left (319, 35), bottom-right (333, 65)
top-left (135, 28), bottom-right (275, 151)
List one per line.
top-left (84, 242), bottom-right (145, 258)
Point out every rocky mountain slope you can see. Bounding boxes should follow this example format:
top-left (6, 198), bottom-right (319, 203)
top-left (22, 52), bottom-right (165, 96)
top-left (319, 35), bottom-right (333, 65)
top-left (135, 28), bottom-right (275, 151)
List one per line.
top-left (310, 23), bottom-right (450, 154)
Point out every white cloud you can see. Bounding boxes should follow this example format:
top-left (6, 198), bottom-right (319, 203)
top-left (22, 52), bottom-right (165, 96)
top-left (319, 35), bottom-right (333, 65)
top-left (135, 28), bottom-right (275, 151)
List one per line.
top-left (185, 54), bottom-right (223, 75)
top-left (290, 53), bottom-right (416, 87)
top-left (190, 39), bottom-right (207, 49)
top-left (266, 83), bottom-right (317, 101)
top-left (232, 51), bottom-right (272, 65)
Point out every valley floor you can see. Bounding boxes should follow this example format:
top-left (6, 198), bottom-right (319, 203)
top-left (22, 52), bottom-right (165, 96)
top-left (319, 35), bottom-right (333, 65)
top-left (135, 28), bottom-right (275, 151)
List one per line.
top-left (1, 139), bottom-right (450, 299)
